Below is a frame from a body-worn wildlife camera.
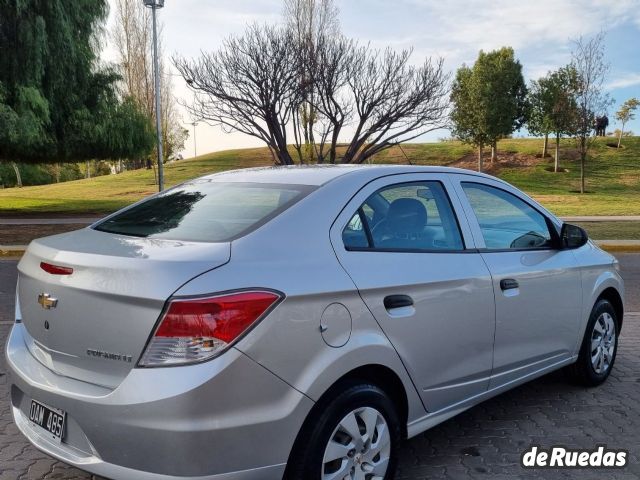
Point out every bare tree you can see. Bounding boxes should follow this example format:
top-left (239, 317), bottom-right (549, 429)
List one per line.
top-left (174, 26), bottom-right (302, 165)
top-left (571, 32), bottom-right (612, 194)
top-left (284, 0), bottom-right (339, 163)
top-left (308, 35), bottom-right (354, 163)
top-left (175, 26), bottom-right (449, 165)
top-left (315, 41), bottom-right (449, 164)
top-left (112, 0), bottom-right (186, 170)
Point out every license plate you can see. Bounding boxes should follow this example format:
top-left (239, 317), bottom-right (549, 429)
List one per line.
top-left (28, 399), bottom-right (66, 442)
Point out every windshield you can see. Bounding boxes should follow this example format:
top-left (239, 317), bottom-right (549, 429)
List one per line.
top-left (94, 181), bottom-right (314, 242)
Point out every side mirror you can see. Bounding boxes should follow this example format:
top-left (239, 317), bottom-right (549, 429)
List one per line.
top-left (561, 223), bottom-right (588, 249)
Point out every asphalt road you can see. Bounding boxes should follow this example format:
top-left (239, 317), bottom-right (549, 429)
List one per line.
top-left (1, 255), bottom-right (639, 479)
top-left (618, 253), bottom-right (640, 312)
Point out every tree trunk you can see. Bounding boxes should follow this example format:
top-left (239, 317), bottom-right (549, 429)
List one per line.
top-left (580, 153), bottom-right (586, 194)
top-left (329, 126), bottom-right (341, 164)
top-left (308, 112), bottom-right (317, 163)
top-left (542, 133), bottom-right (548, 157)
top-left (554, 133), bottom-right (560, 173)
top-left (490, 141), bottom-right (496, 163)
top-left (86, 160), bottom-right (91, 179)
top-left (11, 162), bottom-right (22, 188)
top-left (302, 103), bottom-right (311, 164)
top-left (617, 122), bottom-right (625, 148)
top-left (478, 144), bottom-right (484, 172)
top-left (275, 143), bottom-right (295, 165)
top-left (55, 164), bottom-right (60, 183)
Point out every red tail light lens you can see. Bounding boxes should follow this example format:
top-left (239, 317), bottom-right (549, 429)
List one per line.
top-left (40, 262), bottom-right (73, 275)
top-left (139, 291), bottom-right (281, 367)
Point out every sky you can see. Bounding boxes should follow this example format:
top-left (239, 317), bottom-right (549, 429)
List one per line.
top-left (104, 0), bottom-right (640, 158)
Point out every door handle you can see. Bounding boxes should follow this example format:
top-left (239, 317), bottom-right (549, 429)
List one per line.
top-left (500, 278), bottom-right (519, 291)
top-left (384, 295), bottom-right (414, 310)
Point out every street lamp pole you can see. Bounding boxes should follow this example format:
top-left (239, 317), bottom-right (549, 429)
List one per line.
top-left (191, 122), bottom-right (198, 158)
top-left (144, 0), bottom-right (165, 191)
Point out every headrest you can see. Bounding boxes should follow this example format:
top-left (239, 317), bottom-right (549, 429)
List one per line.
top-left (386, 198), bottom-right (427, 235)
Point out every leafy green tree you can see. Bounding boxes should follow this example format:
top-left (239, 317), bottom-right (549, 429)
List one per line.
top-left (527, 78), bottom-right (554, 159)
top-left (0, 0), bottom-right (154, 168)
top-left (450, 66), bottom-right (489, 171)
top-left (477, 48), bottom-right (528, 162)
top-left (615, 98), bottom-right (639, 148)
top-left (450, 47), bottom-right (527, 171)
top-left (528, 66), bottom-right (580, 172)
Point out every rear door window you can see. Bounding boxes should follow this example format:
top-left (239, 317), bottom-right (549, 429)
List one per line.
top-left (342, 181), bottom-right (464, 251)
top-left (95, 182), bottom-right (314, 242)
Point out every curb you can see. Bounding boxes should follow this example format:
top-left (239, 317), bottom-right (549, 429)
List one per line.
top-left (599, 245), bottom-right (640, 253)
top-left (2, 242), bottom-right (640, 257)
top-left (595, 240), bottom-right (640, 253)
top-left (0, 245), bottom-right (28, 259)
top-left (561, 216), bottom-right (640, 222)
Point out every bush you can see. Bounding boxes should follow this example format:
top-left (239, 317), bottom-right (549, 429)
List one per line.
top-left (0, 162), bottom-right (85, 187)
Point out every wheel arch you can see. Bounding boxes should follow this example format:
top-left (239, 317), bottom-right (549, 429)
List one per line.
top-left (313, 363), bottom-right (409, 436)
top-left (597, 287), bottom-right (624, 330)
top-left (283, 363), bottom-right (410, 479)
top-left (338, 364), bottom-right (409, 435)
top-left (585, 268), bottom-right (624, 329)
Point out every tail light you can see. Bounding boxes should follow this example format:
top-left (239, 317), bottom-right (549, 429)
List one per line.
top-left (40, 262), bottom-right (73, 275)
top-left (139, 290), bottom-right (281, 367)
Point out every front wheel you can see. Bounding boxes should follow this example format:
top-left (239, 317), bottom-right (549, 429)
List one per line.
top-left (566, 299), bottom-right (619, 386)
top-left (286, 382), bottom-right (401, 480)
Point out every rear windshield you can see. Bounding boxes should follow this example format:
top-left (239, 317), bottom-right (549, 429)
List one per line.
top-left (94, 181), bottom-right (314, 242)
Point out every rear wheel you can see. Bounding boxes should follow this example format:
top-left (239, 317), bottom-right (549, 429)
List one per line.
top-left (567, 299), bottom-right (618, 386)
top-left (286, 382), bottom-right (401, 480)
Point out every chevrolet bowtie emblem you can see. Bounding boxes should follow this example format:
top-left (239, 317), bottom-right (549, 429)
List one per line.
top-left (37, 293), bottom-right (58, 310)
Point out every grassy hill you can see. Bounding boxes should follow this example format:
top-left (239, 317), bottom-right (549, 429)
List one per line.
top-left (0, 137), bottom-right (638, 217)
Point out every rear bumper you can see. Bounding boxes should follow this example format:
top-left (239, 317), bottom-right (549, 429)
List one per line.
top-left (6, 323), bottom-right (313, 479)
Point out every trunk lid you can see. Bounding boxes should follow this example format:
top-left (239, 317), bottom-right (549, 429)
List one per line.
top-left (18, 228), bottom-right (230, 389)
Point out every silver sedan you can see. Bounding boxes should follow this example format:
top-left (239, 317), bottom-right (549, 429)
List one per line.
top-left (6, 165), bottom-right (624, 480)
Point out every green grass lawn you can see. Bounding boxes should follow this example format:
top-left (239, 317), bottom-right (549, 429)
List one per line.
top-left (574, 222), bottom-right (640, 240)
top-left (497, 137), bottom-right (640, 216)
top-left (0, 147), bottom-right (273, 216)
top-left (0, 137), bottom-right (638, 217)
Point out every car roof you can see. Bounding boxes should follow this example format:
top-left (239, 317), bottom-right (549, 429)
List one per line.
top-left (199, 164), bottom-right (495, 186)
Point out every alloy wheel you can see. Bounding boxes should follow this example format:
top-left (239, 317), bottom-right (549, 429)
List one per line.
top-left (321, 406), bottom-right (391, 480)
top-left (590, 312), bottom-right (616, 374)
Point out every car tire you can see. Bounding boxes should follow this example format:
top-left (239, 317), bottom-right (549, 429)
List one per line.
top-left (285, 381), bottom-right (402, 480)
top-left (566, 299), bottom-right (619, 386)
